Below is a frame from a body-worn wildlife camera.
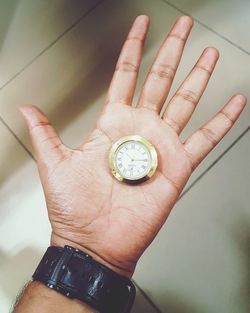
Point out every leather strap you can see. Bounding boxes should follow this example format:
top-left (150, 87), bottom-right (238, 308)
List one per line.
top-left (32, 246), bottom-right (136, 313)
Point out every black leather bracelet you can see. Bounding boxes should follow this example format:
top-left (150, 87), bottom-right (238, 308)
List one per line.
top-left (32, 245), bottom-right (136, 313)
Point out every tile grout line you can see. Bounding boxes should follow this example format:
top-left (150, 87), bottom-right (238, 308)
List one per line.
top-left (160, 0), bottom-right (250, 56)
top-left (0, 0), bottom-right (105, 91)
top-left (0, 0), bottom-right (106, 163)
top-left (132, 280), bottom-right (163, 313)
top-left (0, 115), bottom-right (35, 160)
top-left (179, 125), bottom-right (250, 201)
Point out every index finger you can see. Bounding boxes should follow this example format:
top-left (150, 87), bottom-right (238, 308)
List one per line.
top-left (105, 15), bottom-right (150, 106)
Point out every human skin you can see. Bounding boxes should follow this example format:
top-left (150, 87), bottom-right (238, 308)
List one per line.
top-left (13, 15), bottom-right (246, 313)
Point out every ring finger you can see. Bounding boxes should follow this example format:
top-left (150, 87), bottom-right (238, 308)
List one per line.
top-left (162, 47), bottom-right (219, 134)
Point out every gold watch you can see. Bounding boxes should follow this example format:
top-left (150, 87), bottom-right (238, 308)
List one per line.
top-left (109, 135), bottom-right (158, 184)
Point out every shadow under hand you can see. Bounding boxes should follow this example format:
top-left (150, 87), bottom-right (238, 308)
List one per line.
top-left (228, 215), bottom-right (250, 312)
top-left (133, 281), bottom-right (205, 313)
top-left (1, 0), bottom-right (146, 184)
top-left (0, 0), bottom-right (19, 50)
top-left (0, 247), bottom-right (42, 304)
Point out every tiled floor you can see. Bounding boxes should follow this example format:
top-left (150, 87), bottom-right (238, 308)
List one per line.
top-left (0, 0), bottom-right (249, 312)
top-left (0, 0), bottom-right (101, 88)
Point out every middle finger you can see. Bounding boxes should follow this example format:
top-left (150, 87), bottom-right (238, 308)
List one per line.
top-left (136, 16), bottom-right (193, 114)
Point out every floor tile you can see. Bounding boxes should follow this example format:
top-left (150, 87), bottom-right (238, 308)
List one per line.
top-left (134, 130), bottom-right (250, 313)
top-left (0, 120), bottom-right (50, 311)
top-left (0, 0), bottom-right (249, 192)
top-left (0, 0), bottom-right (101, 88)
top-left (132, 288), bottom-right (158, 313)
top-left (163, 0), bottom-right (250, 54)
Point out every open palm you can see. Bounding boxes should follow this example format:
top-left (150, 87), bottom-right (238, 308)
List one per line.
top-left (20, 15), bottom-right (246, 277)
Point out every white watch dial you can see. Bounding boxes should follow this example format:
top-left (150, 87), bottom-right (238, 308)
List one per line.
top-left (115, 140), bottom-right (151, 180)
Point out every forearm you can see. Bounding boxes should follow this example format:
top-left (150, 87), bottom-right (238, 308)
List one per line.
top-left (13, 281), bottom-right (97, 313)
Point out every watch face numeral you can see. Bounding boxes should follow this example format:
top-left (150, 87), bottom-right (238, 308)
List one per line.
top-left (114, 139), bottom-right (153, 180)
top-left (110, 136), bottom-right (157, 183)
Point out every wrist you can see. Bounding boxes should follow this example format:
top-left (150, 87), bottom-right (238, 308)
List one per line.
top-left (13, 281), bottom-right (97, 313)
top-left (50, 234), bottom-right (135, 278)
top-left (32, 245), bottom-right (136, 313)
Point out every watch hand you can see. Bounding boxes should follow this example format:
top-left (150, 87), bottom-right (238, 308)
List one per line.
top-left (126, 153), bottom-right (133, 160)
top-left (132, 159), bottom-right (144, 161)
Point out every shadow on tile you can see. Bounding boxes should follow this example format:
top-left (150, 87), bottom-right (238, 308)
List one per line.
top-left (134, 285), bottom-right (206, 313)
top-left (0, 0), bottom-right (19, 49)
top-left (159, 295), bottom-right (205, 313)
top-left (0, 25), bottom-right (123, 190)
top-left (1, 0), bottom-right (157, 182)
top-left (132, 289), bottom-right (159, 313)
top-left (0, 247), bottom-right (41, 303)
top-left (228, 216), bottom-right (250, 311)
top-left (0, 146), bottom-right (31, 187)
top-left (39, 1), bottom-right (156, 142)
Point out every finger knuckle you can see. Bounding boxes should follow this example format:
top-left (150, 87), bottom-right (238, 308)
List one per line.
top-left (30, 120), bottom-right (51, 133)
top-left (177, 88), bottom-right (199, 106)
top-left (164, 117), bottom-right (181, 133)
top-left (150, 63), bottom-right (175, 80)
top-left (167, 33), bottom-right (186, 42)
top-left (126, 36), bottom-right (144, 44)
top-left (199, 127), bottom-right (218, 146)
top-left (195, 65), bottom-right (212, 76)
top-left (115, 61), bottom-right (139, 73)
top-left (218, 111), bottom-right (234, 126)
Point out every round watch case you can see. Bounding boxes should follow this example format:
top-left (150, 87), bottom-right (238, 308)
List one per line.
top-left (109, 135), bottom-right (158, 184)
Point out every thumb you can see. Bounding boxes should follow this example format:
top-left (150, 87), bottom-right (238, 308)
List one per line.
top-left (19, 105), bottom-right (64, 164)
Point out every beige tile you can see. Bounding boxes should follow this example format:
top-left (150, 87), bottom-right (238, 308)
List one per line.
top-left (0, 0), bottom-right (249, 190)
top-left (132, 287), bottom-right (158, 313)
top-left (164, 0), bottom-right (250, 53)
top-left (134, 131), bottom-right (250, 313)
top-left (0, 120), bottom-right (51, 311)
top-left (0, 0), bottom-right (101, 88)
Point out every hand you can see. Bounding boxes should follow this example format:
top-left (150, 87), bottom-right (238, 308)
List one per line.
top-left (19, 15), bottom-right (246, 277)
